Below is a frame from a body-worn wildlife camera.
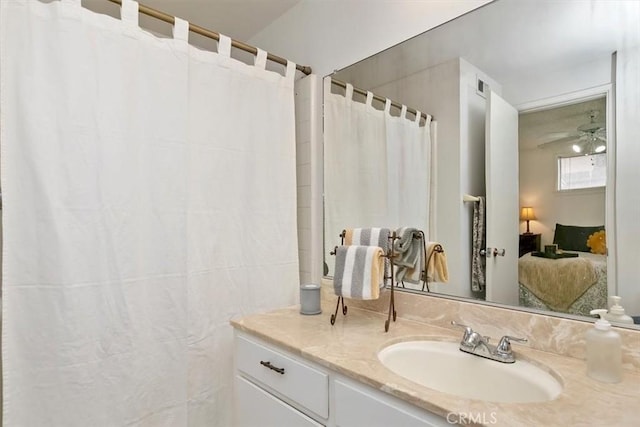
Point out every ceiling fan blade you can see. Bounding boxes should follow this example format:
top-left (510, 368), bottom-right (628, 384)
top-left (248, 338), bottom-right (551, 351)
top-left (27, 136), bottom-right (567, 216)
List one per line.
top-left (537, 136), bottom-right (579, 148)
top-left (577, 121), bottom-right (606, 133)
top-left (539, 131), bottom-right (576, 141)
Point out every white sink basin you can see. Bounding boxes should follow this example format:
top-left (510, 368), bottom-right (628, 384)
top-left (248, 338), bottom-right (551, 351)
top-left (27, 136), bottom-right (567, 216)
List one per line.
top-left (378, 340), bottom-right (562, 403)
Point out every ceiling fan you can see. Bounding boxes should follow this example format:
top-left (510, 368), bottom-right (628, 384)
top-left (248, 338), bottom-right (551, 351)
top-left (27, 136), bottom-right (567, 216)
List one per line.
top-left (537, 110), bottom-right (606, 154)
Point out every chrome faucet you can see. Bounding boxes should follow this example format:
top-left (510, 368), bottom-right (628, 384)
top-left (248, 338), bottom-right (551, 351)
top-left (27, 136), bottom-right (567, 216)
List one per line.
top-left (451, 321), bottom-right (527, 363)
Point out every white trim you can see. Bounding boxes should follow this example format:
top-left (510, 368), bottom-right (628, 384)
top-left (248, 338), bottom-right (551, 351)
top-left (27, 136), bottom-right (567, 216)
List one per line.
top-left (609, 53), bottom-right (617, 296)
top-left (515, 84), bottom-right (611, 113)
top-left (555, 187), bottom-right (606, 196)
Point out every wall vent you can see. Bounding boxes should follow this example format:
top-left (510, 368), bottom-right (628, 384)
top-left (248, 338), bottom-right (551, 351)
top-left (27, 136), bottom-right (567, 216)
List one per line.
top-left (476, 77), bottom-right (487, 98)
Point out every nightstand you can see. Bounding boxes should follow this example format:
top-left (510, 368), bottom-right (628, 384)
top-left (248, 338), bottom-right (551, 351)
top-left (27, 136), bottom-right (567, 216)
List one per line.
top-left (519, 233), bottom-right (541, 257)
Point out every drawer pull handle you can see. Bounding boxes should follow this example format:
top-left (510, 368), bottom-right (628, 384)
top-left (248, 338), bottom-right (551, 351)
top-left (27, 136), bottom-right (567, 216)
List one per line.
top-left (260, 360), bottom-right (285, 375)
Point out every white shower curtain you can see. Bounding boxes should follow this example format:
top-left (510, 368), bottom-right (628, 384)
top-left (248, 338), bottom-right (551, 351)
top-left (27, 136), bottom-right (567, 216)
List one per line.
top-left (324, 79), bottom-right (388, 254)
top-left (0, 1), bottom-right (299, 425)
top-left (323, 78), bottom-right (432, 273)
top-left (384, 103), bottom-right (432, 229)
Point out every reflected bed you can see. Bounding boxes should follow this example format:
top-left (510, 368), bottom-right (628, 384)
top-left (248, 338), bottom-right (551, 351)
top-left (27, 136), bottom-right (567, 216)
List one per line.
top-left (518, 251), bottom-right (607, 316)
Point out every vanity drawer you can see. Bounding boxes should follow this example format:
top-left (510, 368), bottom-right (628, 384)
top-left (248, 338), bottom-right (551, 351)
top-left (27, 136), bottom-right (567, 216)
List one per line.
top-left (235, 335), bottom-right (329, 419)
top-left (235, 375), bottom-right (323, 427)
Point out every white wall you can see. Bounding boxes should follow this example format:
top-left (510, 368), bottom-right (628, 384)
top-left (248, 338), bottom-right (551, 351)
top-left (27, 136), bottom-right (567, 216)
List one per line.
top-left (519, 147), bottom-right (606, 246)
top-left (250, 0), bottom-right (492, 78)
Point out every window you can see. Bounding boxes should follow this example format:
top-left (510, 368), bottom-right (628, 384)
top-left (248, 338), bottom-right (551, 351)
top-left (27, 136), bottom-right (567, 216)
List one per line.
top-left (558, 154), bottom-right (606, 191)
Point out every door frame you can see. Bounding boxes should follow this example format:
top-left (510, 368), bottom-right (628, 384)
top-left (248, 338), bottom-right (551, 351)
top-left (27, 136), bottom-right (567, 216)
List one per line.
top-left (515, 83), bottom-right (616, 295)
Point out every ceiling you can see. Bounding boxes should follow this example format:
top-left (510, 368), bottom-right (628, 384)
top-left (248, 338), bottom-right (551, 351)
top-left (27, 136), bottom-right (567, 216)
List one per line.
top-left (82, 0), bottom-right (301, 42)
top-left (334, 1), bottom-right (639, 99)
top-left (519, 98), bottom-right (607, 152)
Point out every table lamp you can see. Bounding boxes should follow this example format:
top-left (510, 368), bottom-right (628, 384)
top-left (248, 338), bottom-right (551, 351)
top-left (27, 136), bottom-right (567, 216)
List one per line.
top-left (520, 207), bottom-right (536, 234)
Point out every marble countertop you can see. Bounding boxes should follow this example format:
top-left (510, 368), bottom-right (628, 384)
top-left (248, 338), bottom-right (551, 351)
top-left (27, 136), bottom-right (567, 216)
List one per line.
top-left (231, 305), bottom-right (640, 427)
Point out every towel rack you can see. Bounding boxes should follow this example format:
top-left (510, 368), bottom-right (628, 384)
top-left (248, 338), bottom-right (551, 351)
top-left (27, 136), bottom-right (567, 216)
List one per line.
top-left (329, 230), bottom-right (399, 332)
top-left (463, 194), bottom-right (480, 202)
top-left (329, 230), bottom-right (349, 326)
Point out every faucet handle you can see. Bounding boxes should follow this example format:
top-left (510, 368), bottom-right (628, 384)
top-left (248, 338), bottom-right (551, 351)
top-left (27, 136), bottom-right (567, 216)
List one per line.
top-left (496, 335), bottom-right (528, 355)
top-left (451, 321), bottom-right (475, 343)
top-left (451, 321), bottom-right (472, 331)
top-left (451, 320), bottom-right (473, 334)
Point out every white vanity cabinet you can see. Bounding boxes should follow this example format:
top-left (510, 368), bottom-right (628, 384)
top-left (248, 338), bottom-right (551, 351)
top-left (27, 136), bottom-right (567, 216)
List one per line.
top-left (333, 379), bottom-right (446, 427)
top-left (235, 376), bottom-right (323, 427)
top-left (234, 333), bottom-right (328, 426)
top-left (233, 331), bottom-right (450, 427)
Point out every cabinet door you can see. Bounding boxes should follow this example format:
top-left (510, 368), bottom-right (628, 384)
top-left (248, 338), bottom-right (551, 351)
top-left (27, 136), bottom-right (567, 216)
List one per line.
top-left (334, 380), bottom-right (448, 427)
top-left (235, 376), bottom-right (323, 427)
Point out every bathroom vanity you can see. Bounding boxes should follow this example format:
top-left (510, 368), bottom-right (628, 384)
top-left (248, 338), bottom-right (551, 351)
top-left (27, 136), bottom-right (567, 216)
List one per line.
top-left (231, 303), bottom-right (640, 427)
top-left (234, 330), bottom-right (446, 426)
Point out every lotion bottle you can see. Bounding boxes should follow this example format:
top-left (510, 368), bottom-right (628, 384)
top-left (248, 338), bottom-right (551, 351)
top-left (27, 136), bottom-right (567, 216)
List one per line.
top-left (604, 296), bottom-right (634, 325)
top-left (586, 309), bottom-right (622, 383)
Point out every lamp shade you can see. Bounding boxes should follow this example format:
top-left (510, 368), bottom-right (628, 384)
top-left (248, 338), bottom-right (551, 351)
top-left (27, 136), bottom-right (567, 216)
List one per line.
top-left (520, 207), bottom-right (536, 221)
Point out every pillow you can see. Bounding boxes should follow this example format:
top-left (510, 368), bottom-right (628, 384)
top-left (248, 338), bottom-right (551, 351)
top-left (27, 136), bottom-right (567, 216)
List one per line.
top-left (587, 230), bottom-right (607, 255)
top-left (553, 224), bottom-right (605, 252)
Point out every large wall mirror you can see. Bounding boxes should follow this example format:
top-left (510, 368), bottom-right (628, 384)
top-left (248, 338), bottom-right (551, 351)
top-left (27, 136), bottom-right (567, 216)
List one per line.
top-left (323, 0), bottom-right (639, 329)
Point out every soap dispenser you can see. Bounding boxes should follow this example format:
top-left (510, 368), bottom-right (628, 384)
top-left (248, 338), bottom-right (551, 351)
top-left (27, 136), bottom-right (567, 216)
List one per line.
top-left (604, 296), bottom-right (634, 325)
top-left (586, 309), bottom-right (622, 383)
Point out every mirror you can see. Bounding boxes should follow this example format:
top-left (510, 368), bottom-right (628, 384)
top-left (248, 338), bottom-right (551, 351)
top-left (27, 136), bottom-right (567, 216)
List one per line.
top-left (323, 0), bottom-right (639, 328)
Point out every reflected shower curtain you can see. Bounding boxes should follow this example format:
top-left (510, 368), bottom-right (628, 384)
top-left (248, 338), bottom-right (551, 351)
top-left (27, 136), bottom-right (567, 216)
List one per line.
top-left (323, 79), bottom-right (388, 274)
top-left (0, 1), bottom-right (299, 425)
top-left (384, 104), bottom-right (432, 230)
top-left (323, 78), bottom-right (432, 274)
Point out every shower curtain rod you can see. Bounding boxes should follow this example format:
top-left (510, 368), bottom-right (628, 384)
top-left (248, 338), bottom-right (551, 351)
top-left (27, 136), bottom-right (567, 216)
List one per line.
top-left (330, 78), bottom-right (433, 121)
top-left (105, 0), bottom-right (312, 75)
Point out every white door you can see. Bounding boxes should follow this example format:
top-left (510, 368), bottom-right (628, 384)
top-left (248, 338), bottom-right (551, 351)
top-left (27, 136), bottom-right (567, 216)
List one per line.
top-left (485, 91), bottom-right (519, 305)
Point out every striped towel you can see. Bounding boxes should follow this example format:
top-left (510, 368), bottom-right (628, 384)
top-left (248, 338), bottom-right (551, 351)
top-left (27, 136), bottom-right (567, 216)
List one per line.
top-left (333, 245), bottom-right (385, 300)
top-left (344, 228), bottom-right (390, 251)
top-left (344, 228), bottom-right (390, 279)
top-left (393, 227), bottom-right (424, 284)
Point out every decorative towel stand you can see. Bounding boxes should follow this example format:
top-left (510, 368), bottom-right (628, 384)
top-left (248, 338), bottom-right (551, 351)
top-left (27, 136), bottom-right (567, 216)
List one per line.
top-left (330, 230), bottom-right (399, 332)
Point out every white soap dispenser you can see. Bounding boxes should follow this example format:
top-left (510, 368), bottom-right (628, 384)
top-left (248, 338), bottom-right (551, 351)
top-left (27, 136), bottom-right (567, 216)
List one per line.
top-left (604, 296), bottom-right (634, 325)
top-left (586, 309), bottom-right (622, 383)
